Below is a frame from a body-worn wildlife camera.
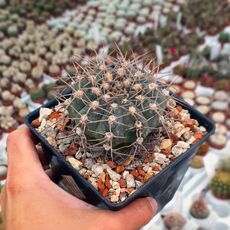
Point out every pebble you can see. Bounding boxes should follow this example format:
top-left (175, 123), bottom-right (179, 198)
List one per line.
top-left (187, 136), bottom-right (196, 145)
top-left (66, 157), bottom-right (83, 170)
top-left (160, 139), bottom-right (172, 150)
top-left (182, 130), bottom-right (192, 140)
top-left (143, 165), bottom-right (150, 172)
top-left (84, 158), bottom-right (95, 170)
top-left (46, 136), bottom-right (57, 147)
top-left (126, 174), bottom-right (135, 188)
top-left (39, 108), bottom-right (52, 122)
top-left (171, 145), bottom-right (184, 156)
top-left (79, 168), bottom-right (87, 176)
top-left (110, 194), bottom-right (119, 202)
top-left (135, 180), bottom-right (143, 188)
top-left (176, 127), bottom-right (190, 138)
top-left (121, 196), bottom-right (126, 202)
top-left (112, 181), bottom-right (120, 190)
top-left (107, 166), bottom-right (121, 182)
top-left (154, 153), bottom-right (166, 164)
top-left (99, 172), bottom-right (106, 183)
top-left (91, 164), bottom-right (103, 176)
top-left (122, 170), bottom-right (129, 179)
top-left (59, 143), bottom-right (69, 152)
top-left (176, 141), bottom-right (190, 149)
top-left (180, 110), bottom-right (190, 121)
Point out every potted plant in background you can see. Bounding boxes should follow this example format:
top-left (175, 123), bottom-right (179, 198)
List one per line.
top-left (218, 32), bottom-right (230, 48)
top-left (25, 51), bottom-right (214, 211)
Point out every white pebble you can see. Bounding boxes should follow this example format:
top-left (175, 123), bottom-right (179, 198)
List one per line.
top-left (107, 166), bottom-right (121, 182)
top-left (91, 164), bottom-right (104, 176)
top-left (187, 136), bottom-right (196, 145)
top-left (177, 141), bottom-right (190, 149)
top-left (112, 181), bottom-right (120, 190)
top-left (79, 168), bottom-right (87, 176)
top-left (143, 165), bottom-right (150, 172)
top-left (126, 174), bottom-right (135, 188)
top-left (171, 145), bottom-right (183, 156)
top-left (135, 180), bottom-right (143, 188)
top-left (122, 170), bottom-right (129, 179)
top-left (39, 108), bottom-right (52, 122)
top-left (66, 157), bottom-right (83, 170)
top-left (110, 194), bottom-right (119, 203)
top-left (154, 153), bottom-right (166, 164)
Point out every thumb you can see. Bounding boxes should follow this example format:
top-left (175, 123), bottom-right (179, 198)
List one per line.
top-left (115, 197), bottom-right (157, 230)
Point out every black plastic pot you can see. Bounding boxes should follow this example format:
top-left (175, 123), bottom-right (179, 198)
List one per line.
top-left (25, 96), bottom-right (215, 212)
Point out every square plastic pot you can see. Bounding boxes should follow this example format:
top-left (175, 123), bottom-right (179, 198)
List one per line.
top-left (25, 95), bottom-right (215, 212)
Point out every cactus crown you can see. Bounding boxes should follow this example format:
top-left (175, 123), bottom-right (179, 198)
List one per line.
top-left (190, 194), bottom-right (210, 219)
top-left (57, 51), bottom-right (173, 163)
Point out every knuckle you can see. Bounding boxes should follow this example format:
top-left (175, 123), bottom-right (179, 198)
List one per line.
top-left (137, 199), bottom-right (154, 223)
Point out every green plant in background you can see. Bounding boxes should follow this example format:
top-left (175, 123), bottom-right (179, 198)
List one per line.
top-left (217, 157), bottom-right (230, 172)
top-left (59, 51), bottom-right (172, 162)
top-left (181, 0), bottom-right (230, 33)
top-left (202, 46), bottom-right (211, 60)
top-left (190, 194), bottom-right (210, 219)
top-left (191, 156), bottom-right (204, 169)
top-left (186, 68), bottom-right (200, 79)
top-left (218, 32), bottom-right (230, 43)
top-left (30, 88), bottom-right (46, 102)
top-left (210, 171), bottom-right (230, 199)
top-left (210, 156), bottom-right (230, 199)
top-left (173, 65), bottom-right (185, 76)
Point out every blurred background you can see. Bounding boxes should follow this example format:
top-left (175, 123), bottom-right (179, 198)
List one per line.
top-left (0, 0), bottom-right (229, 229)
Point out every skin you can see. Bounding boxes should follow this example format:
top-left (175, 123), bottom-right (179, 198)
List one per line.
top-left (1, 126), bottom-right (157, 230)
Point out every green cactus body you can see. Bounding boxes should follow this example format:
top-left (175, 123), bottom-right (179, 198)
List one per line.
top-left (64, 54), bottom-right (170, 160)
top-left (210, 171), bottom-right (230, 199)
top-left (218, 32), bottom-right (230, 43)
top-left (30, 88), bottom-right (46, 102)
top-left (7, 25), bottom-right (18, 37)
top-left (186, 68), bottom-right (200, 79)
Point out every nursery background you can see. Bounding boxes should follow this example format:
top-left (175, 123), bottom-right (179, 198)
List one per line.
top-left (0, 0), bottom-right (229, 229)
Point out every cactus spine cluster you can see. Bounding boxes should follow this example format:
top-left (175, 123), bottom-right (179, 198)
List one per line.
top-left (210, 171), bottom-right (230, 199)
top-left (59, 51), bottom-right (172, 162)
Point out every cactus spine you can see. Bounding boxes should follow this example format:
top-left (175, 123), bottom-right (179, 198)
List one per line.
top-left (58, 51), bottom-right (173, 162)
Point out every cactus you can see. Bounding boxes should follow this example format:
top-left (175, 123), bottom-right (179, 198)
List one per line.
top-left (218, 32), bottom-right (230, 43)
top-left (217, 157), bottom-right (230, 172)
top-left (202, 47), bottom-right (211, 60)
top-left (191, 156), bottom-right (204, 169)
top-left (190, 194), bottom-right (210, 219)
top-left (30, 88), bottom-right (46, 102)
top-left (161, 212), bottom-right (187, 230)
top-left (186, 68), bottom-right (200, 79)
top-left (210, 171), bottom-right (230, 199)
top-left (59, 51), bottom-right (172, 162)
top-left (173, 65), bottom-right (185, 76)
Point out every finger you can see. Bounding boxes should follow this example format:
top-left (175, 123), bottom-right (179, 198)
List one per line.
top-left (6, 126), bottom-right (45, 177)
top-left (114, 197), bottom-right (157, 230)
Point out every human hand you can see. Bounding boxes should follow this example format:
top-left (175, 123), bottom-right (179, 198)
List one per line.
top-left (1, 126), bottom-right (157, 230)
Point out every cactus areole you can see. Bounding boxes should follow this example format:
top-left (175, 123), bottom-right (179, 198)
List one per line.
top-left (61, 54), bottom-right (171, 162)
